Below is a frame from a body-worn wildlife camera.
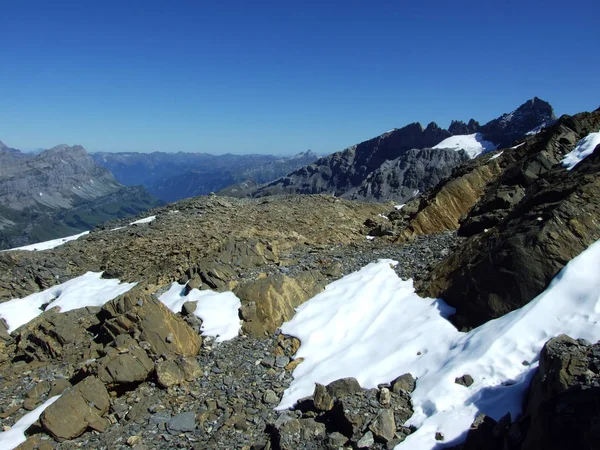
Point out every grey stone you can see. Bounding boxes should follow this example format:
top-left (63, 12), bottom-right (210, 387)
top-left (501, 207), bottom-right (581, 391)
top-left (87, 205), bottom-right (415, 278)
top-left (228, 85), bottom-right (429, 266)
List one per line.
top-left (167, 411), bottom-right (196, 433)
top-left (357, 431), bottom-right (375, 448)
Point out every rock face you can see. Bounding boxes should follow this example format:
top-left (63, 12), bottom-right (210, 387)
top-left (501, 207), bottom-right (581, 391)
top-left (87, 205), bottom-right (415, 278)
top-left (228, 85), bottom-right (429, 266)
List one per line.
top-left (456, 335), bottom-right (600, 450)
top-left (0, 143), bottom-right (161, 250)
top-left (342, 148), bottom-right (470, 203)
top-left (418, 110), bottom-right (600, 328)
top-left (232, 98), bottom-right (553, 202)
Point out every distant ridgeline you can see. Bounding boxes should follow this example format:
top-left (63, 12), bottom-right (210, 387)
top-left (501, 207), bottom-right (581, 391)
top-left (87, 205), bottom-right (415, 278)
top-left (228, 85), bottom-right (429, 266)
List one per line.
top-left (231, 97), bottom-right (557, 203)
top-left (0, 141), bottom-right (162, 250)
top-left (92, 150), bottom-right (319, 203)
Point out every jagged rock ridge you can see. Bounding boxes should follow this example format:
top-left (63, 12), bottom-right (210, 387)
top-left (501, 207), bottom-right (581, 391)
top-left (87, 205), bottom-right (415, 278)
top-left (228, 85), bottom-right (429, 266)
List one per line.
top-left (233, 98), bottom-right (555, 202)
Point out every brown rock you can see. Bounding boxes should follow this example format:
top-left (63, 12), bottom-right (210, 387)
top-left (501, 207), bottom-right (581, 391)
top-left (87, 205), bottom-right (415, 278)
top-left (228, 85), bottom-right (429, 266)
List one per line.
top-left (313, 383), bottom-right (334, 411)
top-left (392, 373), bottom-right (416, 393)
top-left (156, 360), bottom-right (184, 388)
top-left (100, 291), bottom-right (202, 358)
top-left (236, 271), bottom-right (326, 337)
top-left (41, 376), bottom-right (110, 441)
top-left (97, 347), bottom-right (155, 386)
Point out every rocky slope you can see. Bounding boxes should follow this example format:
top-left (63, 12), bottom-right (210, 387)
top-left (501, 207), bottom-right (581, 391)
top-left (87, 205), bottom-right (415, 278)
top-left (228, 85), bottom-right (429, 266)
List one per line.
top-left (0, 194), bottom-right (458, 449)
top-left (0, 143), bottom-right (162, 250)
top-left (235, 98), bottom-right (554, 203)
top-left (93, 150), bottom-right (319, 203)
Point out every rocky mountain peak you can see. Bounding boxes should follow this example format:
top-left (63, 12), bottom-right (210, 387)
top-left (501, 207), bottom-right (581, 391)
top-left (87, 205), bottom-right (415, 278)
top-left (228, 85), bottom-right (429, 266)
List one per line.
top-left (448, 119), bottom-right (481, 135)
top-left (479, 97), bottom-right (556, 148)
top-left (0, 140), bottom-right (7, 150)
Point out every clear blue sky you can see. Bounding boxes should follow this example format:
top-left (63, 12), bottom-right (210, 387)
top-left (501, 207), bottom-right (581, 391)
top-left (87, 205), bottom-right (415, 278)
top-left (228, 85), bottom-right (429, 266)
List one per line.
top-left (1, 0), bottom-right (598, 155)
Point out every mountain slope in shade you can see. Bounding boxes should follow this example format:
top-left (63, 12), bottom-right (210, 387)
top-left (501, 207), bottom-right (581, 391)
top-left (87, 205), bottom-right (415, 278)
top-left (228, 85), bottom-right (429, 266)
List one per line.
top-left (0, 143), bottom-right (162, 250)
top-left (234, 98), bottom-right (554, 202)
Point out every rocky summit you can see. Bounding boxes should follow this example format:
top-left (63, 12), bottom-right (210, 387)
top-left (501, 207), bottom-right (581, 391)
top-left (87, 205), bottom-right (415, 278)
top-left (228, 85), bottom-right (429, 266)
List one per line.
top-left (0, 104), bottom-right (599, 450)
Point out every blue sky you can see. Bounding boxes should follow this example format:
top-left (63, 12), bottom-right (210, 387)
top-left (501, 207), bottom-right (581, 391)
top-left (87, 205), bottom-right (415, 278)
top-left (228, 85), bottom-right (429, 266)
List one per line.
top-left (1, 0), bottom-right (598, 154)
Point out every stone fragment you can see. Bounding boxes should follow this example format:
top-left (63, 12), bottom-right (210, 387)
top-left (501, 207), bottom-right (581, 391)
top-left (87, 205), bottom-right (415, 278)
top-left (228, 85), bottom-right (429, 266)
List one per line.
top-left (263, 390), bottom-right (279, 405)
top-left (357, 431), bottom-right (375, 448)
top-left (455, 374), bottom-right (474, 387)
top-left (326, 377), bottom-right (362, 398)
top-left (167, 411), bottom-right (196, 434)
top-left (156, 360), bottom-right (185, 388)
top-left (391, 373), bottom-right (416, 393)
top-left (313, 383), bottom-right (334, 411)
top-left (369, 409), bottom-right (396, 442)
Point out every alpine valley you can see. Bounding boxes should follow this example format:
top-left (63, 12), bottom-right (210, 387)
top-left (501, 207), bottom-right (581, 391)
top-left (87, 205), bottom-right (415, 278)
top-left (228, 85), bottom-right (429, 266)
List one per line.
top-left (1, 98), bottom-right (600, 450)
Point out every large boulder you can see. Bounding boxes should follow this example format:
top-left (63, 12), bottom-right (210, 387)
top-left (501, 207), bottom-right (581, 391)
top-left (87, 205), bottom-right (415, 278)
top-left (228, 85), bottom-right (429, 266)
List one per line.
top-left (99, 291), bottom-right (201, 358)
top-left (40, 376), bottom-right (110, 441)
top-left (234, 271), bottom-right (326, 337)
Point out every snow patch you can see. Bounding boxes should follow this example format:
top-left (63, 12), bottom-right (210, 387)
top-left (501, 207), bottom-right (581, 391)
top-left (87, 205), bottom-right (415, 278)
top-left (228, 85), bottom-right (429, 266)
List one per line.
top-left (526, 120), bottom-right (556, 135)
top-left (159, 283), bottom-right (241, 342)
top-left (0, 272), bottom-right (136, 333)
top-left (365, 236), bottom-right (375, 241)
top-left (510, 143), bottom-right (525, 149)
top-left (278, 239), bottom-right (600, 450)
top-left (3, 231), bottom-right (90, 252)
top-left (561, 131), bottom-right (600, 170)
top-left (394, 204), bottom-right (405, 210)
top-left (130, 215), bottom-right (156, 225)
top-left (0, 395), bottom-right (61, 449)
top-left (488, 151), bottom-right (503, 161)
top-left (378, 214), bottom-right (389, 220)
top-left (433, 133), bottom-right (497, 158)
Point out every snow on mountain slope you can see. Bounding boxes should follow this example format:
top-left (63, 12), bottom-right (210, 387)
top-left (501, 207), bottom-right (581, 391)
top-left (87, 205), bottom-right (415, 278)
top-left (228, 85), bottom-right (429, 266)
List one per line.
top-left (562, 131), bottom-right (600, 170)
top-left (3, 231), bottom-right (90, 252)
top-left (159, 282), bottom-right (241, 342)
top-left (278, 238), bottom-right (600, 450)
top-left (0, 272), bottom-right (136, 333)
top-left (432, 132), bottom-right (497, 158)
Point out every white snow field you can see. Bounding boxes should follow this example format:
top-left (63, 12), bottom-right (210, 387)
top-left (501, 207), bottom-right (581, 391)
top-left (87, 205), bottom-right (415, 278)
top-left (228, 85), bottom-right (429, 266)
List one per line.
top-left (278, 238), bottom-right (600, 450)
top-left (129, 215), bottom-right (156, 225)
top-left (0, 395), bottom-right (60, 449)
top-left (562, 131), bottom-right (600, 170)
top-left (159, 283), bottom-right (241, 342)
top-left (432, 133), bottom-right (497, 158)
top-left (3, 231), bottom-right (90, 252)
top-left (0, 272), bottom-right (137, 333)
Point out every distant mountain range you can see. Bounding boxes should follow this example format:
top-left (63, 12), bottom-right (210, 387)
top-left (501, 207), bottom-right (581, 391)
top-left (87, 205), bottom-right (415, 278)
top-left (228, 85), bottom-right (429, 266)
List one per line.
top-left (92, 150), bottom-right (319, 202)
top-left (229, 98), bottom-right (556, 202)
top-left (0, 142), bottom-right (161, 250)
